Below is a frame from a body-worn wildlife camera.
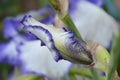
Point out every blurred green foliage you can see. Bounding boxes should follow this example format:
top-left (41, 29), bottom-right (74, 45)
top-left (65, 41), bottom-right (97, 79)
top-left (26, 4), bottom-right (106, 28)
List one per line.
top-left (0, 0), bottom-right (20, 21)
top-left (0, 0), bottom-right (48, 21)
top-left (0, 64), bottom-right (13, 80)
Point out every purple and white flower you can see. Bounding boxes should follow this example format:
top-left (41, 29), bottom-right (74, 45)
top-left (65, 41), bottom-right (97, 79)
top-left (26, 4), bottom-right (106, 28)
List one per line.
top-left (0, 0), bottom-right (119, 79)
top-left (0, 5), bottom-right (72, 79)
top-left (21, 15), bottom-right (93, 65)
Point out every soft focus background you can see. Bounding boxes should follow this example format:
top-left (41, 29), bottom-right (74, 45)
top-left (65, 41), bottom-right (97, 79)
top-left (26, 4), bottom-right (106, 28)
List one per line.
top-left (0, 0), bottom-right (120, 80)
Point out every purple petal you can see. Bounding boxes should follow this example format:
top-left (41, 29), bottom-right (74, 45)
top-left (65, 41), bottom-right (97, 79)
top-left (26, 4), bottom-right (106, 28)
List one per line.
top-left (3, 17), bottom-right (20, 38)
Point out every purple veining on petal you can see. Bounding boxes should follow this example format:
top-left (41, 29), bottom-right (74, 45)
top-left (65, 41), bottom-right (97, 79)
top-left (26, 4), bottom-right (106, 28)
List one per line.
top-left (41, 42), bottom-right (46, 46)
top-left (21, 15), bottom-right (28, 25)
top-left (21, 15), bottom-right (63, 61)
top-left (65, 33), bottom-right (93, 64)
top-left (30, 25), bottom-right (63, 61)
top-left (16, 42), bottom-right (24, 54)
top-left (62, 27), bottom-right (68, 32)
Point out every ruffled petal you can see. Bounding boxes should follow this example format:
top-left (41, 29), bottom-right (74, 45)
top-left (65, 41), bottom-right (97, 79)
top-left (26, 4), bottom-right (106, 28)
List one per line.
top-left (21, 15), bottom-right (64, 61)
top-left (21, 15), bottom-right (93, 65)
top-left (17, 40), bottom-right (72, 79)
top-left (3, 5), bottom-right (55, 40)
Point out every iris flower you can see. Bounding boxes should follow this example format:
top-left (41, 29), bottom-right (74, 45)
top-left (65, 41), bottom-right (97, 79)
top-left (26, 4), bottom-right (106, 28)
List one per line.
top-left (21, 15), bottom-right (93, 65)
top-left (21, 0), bottom-right (119, 72)
top-left (0, 6), bottom-right (72, 80)
top-left (0, 0), bottom-right (119, 79)
top-left (21, 0), bottom-right (119, 64)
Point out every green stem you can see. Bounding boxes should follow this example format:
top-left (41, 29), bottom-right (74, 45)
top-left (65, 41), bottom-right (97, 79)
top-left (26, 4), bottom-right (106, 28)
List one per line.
top-left (59, 77), bottom-right (66, 80)
top-left (48, 0), bottom-right (82, 39)
top-left (29, 76), bottom-right (45, 80)
top-left (70, 67), bottom-right (105, 80)
top-left (61, 13), bottom-right (82, 39)
top-left (69, 67), bottom-right (92, 78)
top-left (106, 34), bottom-right (120, 80)
top-left (117, 53), bottom-right (120, 77)
top-left (69, 73), bottom-right (77, 80)
top-left (90, 68), bottom-right (100, 80)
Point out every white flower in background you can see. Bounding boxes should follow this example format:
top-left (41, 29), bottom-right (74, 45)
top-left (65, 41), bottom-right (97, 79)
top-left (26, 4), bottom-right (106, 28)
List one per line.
top-left (70, 0), bottom-right (119, 48)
